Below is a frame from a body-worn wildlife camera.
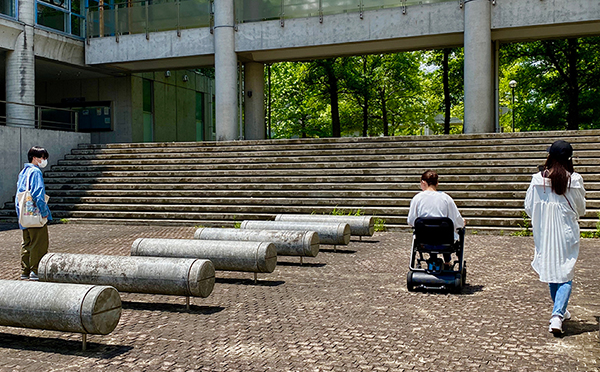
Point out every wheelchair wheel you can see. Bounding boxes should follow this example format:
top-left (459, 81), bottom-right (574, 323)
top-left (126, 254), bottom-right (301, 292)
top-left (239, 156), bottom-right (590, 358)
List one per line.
top-left (462, 264), bottom-right (467, 287)
top-left (452, 273), bottom-right (463, 294)
top-left (407, 271), bottom-right (415, 292)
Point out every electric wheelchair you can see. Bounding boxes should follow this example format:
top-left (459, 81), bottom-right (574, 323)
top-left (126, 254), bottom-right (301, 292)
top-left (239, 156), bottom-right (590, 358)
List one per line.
top-left (407, 217), bottom-right (466, 293)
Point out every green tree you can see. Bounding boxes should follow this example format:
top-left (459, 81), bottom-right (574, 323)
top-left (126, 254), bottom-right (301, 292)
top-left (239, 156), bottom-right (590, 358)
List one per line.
top-left (342, 53), bottom-right (425, 137)
top-left (268, 62), bottom-right (330, 138)
top-left (500, 36), bottom-right (600, 131)
top-left (302, 58), bottom-right (346, 137)
top-left (422, 48), bottom-right (464, 135)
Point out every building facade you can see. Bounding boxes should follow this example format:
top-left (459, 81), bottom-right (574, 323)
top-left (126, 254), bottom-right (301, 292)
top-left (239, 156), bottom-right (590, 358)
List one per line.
top-left (0, 0), bottom-right (216, 144)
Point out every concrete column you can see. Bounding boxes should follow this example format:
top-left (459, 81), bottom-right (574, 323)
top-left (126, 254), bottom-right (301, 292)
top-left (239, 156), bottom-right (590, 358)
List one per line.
top-left (244, 62), bottom-right (265, 140)
top-left (214, 0), bottom-right (239, 141)
top-left (0, 280), bottom-right (121, 335)
top-left (275, 214), bottom-right (375, 237)
top-left (463, 0), bottom-right (494, 134)
top-left (6, 0), bottom-right (35, 127)
top-left (240, 220), bottom-right (351, 245)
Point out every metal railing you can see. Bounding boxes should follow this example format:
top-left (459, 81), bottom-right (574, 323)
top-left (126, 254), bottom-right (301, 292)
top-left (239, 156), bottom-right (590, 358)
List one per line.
top-left (87, 0), bottom-right (211, 39)
top-left (234, 0), bottom-right (459, 25)
top-left (0, 100), bottom-right (79, 132)
top-left (87, 0), bottom-right (458, 39)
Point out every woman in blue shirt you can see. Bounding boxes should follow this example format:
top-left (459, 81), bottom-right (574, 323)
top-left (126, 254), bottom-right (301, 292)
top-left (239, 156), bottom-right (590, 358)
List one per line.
top-left (15, 146), bottom-right (52, 281)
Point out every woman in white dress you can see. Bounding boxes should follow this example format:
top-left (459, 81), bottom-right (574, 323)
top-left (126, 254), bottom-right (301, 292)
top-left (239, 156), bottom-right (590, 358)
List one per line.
top-left (525, 140), bottom-right (586, 335)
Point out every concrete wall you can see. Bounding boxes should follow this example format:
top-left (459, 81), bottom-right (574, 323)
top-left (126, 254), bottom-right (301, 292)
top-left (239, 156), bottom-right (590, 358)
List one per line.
top-left (36, 76), bottom-right (134, 144)
top-left (132, 71), bottom-right (215, 143)
top-left (35, 71), bottom-right (214, 144)
top-left (33, 28), bottom-right (85, 66)
top-left (0, 18), bottom-right (85, 67)
top-left (0, 125), bottom-right (90, 210)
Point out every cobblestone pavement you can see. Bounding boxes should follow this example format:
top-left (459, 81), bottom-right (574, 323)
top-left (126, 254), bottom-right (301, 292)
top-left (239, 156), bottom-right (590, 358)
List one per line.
top-left (0, 223), bottom-right (597, 371)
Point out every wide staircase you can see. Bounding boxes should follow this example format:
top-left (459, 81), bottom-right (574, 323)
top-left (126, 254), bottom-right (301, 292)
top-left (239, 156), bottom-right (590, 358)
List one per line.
top-left (2, 130), bottom-right (599, 233)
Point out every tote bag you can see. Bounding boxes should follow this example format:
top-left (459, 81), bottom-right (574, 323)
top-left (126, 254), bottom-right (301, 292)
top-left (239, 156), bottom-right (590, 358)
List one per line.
top-left (17, 170), bottom-right (49, 228)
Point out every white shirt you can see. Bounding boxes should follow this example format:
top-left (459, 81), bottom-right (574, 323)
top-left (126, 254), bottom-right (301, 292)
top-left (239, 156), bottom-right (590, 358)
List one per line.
top-left (525, 172), bottom-right (586, 283)
top-left (407, 190), bottom-right (464, 240)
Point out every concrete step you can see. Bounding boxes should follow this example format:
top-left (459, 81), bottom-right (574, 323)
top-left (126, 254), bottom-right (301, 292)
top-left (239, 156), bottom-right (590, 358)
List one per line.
top-left (53, 158), bottom-right (600, 171)
top-left (66, 142), bottom-right (600, 159)
top-left (42, 174), bottom-right (540, 184)
top-left (73, 129), bottom-right (600, 151)
top-left (38, 186), bottom-right (600, 200)
top-left (1, 210), bottom-right (596, 230)
top-left (29, 203), bottom-right (600, 219)
top-left (46, 164), bottom-right (600, 175)
top-left (41, 172), bottom-right (600, 185)
top-left (60, 149), bottom-right (600, 162)
top-left (40, 180), bottom-right (600, 194)
top-left (3, 130), bottom-right (600, 232)
top-left (18, 196), bottom-right (600, 211)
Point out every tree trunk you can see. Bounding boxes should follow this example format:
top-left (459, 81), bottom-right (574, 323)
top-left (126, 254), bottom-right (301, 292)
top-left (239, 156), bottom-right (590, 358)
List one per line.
top-left (362, 57), bottom-right (368, 137)
top-left (300, 117), bottom-right (306, 138)
top-left (443, 48), bottom-right (451, 135)
top-left (566, 38), bottom-right (579, 130)
top-left (324, 60), bottom-right (341, 137)
top-left (362, 100), bottom-right (368, 136)
top-left (381, 88), bottom-right (388, 136)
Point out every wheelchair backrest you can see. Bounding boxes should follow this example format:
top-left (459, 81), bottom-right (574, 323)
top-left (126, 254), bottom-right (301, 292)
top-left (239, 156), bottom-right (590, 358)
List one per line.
top-left (414, 217), bottom-right (455, 245)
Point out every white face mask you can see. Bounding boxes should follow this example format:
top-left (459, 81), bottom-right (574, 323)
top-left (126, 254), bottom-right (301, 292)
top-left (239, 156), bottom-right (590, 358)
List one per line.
top-left (38, 159), bottom-right (48, 168)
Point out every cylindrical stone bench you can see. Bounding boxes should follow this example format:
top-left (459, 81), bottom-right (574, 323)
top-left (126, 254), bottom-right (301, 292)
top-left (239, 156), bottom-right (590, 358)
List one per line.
top-left (240, 221), bottom-right (351, 250)
top-left (131, 238), bottom-right (277, 282)
top-left (193, 228), bottom-right (319, 262)
top-left (275, 214), bottom-right (375, 238)
top-left (39, 253), bottom-right (215, 308)
top-left (0, 280), bottom-right (121, 350)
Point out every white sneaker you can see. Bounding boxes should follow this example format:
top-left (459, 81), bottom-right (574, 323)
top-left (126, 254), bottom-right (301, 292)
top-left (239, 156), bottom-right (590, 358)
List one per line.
top-left (549, 316), bottom-right (563, 335)
top-left (549, 310), bottom-right (571, 323)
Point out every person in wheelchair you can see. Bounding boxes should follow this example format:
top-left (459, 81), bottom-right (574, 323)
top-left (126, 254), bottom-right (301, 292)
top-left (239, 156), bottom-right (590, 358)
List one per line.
top-left (407, 170), bottom-right (465, 271)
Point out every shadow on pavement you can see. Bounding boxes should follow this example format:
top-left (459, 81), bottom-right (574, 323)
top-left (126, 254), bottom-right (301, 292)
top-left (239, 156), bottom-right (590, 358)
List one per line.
top-left (460, 284), bottom-right (485, 295)
top-left (320, 248), bottom-right (357, 254)
top-left (409, 284), bottom-right (485, 296)
top-left (216, 278), bottom-right (285, 286)
top-left (277, 262), bottom-right (326, 268)
top-left (350, 239), bottom-right (380, 244)
top-left (0, 223), bottom-right (19, 232)
top-left (121, 301), bottom-right (224, 314)
top-left (562, 318), bottom-right (600, 337)
top-left (0, 332), bottom-right (132, 357)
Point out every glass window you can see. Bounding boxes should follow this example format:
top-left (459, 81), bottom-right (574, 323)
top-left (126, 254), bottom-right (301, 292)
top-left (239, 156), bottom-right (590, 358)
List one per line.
top-left (37, 4), bottom-right (67, 32)
top-left (143, 79), bottom-right (153, 113)
top-left (39, 0), bottom-right (68, 10)
top-left (71, 14), bottom-right (84, 36)
top-left (36, 0), bottom-right (87, 38)
top-left (71, 0), bottom-right (84, 15)
top-left (0, 0), bottom-right (16, 17)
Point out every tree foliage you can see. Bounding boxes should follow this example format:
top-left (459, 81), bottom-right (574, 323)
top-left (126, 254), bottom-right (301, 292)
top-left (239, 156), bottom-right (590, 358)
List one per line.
top-left (500, 36), bottom-right (600, 132)
top-left (265, 36), bottom-right (600, 139)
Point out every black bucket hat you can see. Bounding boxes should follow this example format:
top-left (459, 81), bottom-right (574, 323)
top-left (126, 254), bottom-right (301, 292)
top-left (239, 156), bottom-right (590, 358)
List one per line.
top-left (547, 140), bottom-right (573, 160)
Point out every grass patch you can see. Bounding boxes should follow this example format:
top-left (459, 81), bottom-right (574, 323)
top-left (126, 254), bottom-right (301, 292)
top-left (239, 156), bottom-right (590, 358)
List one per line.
top-left (374, 217), bottom-right (386, 232)
top-left (511, 212), bottom-right (532, 237)
top-left (581, 212), bottom-right (600, 238)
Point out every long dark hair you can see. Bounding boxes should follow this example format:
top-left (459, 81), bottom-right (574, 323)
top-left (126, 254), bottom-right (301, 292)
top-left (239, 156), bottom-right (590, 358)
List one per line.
top-left (543, 155), bottom-right (574, 196)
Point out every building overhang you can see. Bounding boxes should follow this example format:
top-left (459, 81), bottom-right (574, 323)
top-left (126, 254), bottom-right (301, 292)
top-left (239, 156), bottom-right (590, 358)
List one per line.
top-left (85, 0), bottom-right (600, 71)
